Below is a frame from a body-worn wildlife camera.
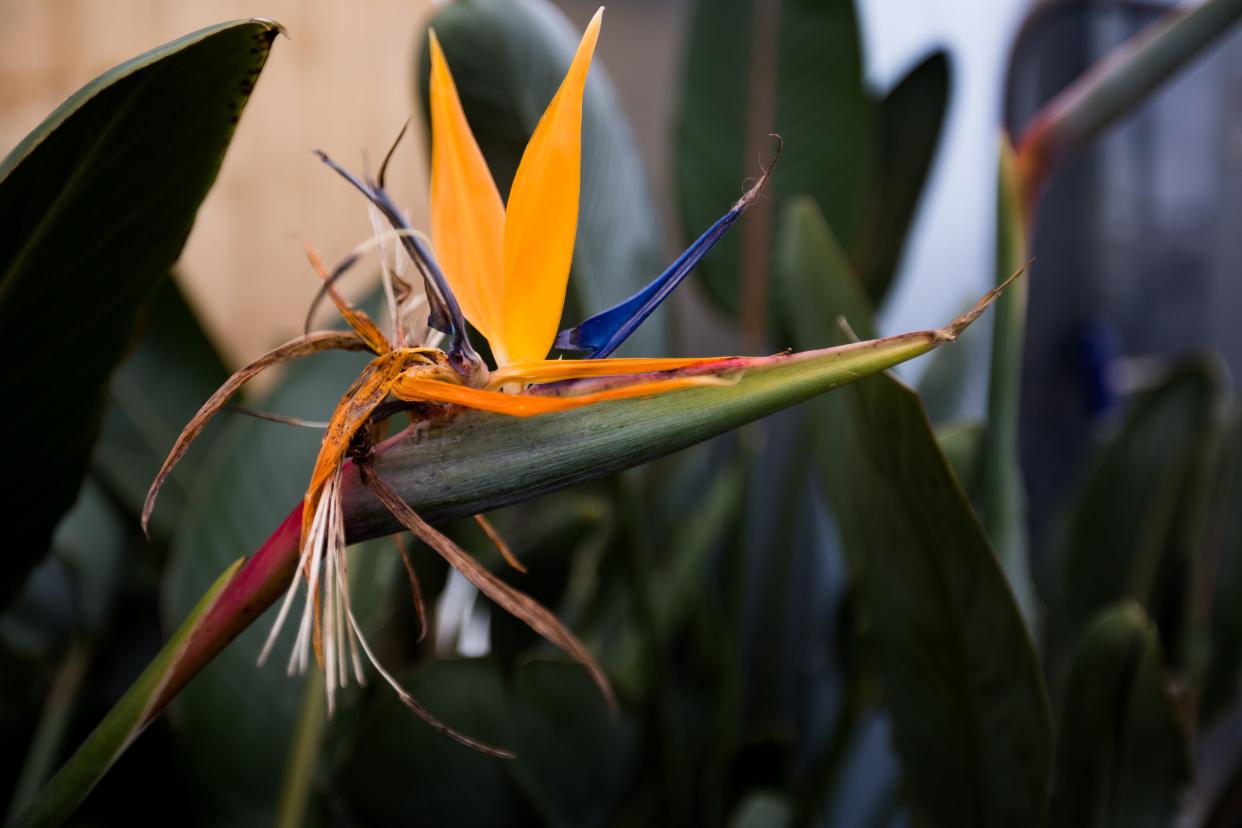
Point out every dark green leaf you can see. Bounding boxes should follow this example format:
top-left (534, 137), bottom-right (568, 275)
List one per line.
top-left (0, 19), bottom-right (281, 608)
top-left (342, 658), bottom-right (636, 828)
top-left (851, 51), bottom-right (951, 303)
top-left (676, 0), bottom-right (949, 316)
top-left (778, 192), bottom-right (1049, 826)
top-left (416, 0), bottom-right (665, 355)
top-left (1048, 603), bottom-right (1191, 828)
top-left (936, 421), bottom-right (984, 491)
top-left (678, 0), bottom-right (869, 317)
top-left (608, 457), bottom-right (744, 691)
top-left (1051, 358), bottom-right (1223, 668)
top-left (810, 362), bottom-right (1052, 827)
top-left (775, 197), bottom-right (874, 342)
top-left (11, 558), bottom-right (244, 828)
top-left (1196, 411), bottom-right (1242, 724)
top-left (93, 278), bottom-right (230, 536)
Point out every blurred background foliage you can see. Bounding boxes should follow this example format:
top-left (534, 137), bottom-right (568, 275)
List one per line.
top-left (5, 0), bottom-right (1242, 826)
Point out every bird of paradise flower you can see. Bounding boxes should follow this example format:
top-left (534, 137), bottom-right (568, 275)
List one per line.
top-left (144, 7), bottom-right (1013, 756)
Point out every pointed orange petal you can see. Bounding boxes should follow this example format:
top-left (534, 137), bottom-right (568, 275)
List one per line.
top-left (488, 356), bottom-right (732, 388)
top-left (428, 29), bottom-right (506, 356)
top-left (499, 8), bottom-right (603, 365)
top-left (391, 371), bottom-right (732, 418)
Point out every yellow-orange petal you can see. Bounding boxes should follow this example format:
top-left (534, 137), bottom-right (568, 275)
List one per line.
top-left (428, 29), bottom-right (507, 357)
top-left (498, 7), bottom-right (603, 365)
top-left (391, 371), bottom-right (732, 418)
top-left (487, 356), bottom-right (730, 388)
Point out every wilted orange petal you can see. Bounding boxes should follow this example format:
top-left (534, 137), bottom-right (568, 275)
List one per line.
top-left (391, 371), bottom-right (731, 417)
top-left (428, 29), bottom-right (506, 357)
top-left (498, 8), bottom-right (603, 365)
top-left (302, 351), bottom-right (411, 541)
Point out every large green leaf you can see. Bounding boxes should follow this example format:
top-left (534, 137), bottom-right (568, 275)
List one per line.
top-left (676, 0), bottom-right (949, 315)
top-left (0, 19), bottom-right (281, 607)
top-left (10, 557), bottom-right (244, 828)
top-left (342, 658), bottom-right (637, 827)
top-left (1048, 603), bottom-right (1191, 828)
top-left (775, 197), bottom-right (874, 342)
top-left (809, 362), bottom-right (1052, 826)
top-left (93, 278), bottom-right (230, 536)
top-left (778, 207), bottom-right (1051, 824)
top-left (1051, 359), bottom-right (1222, 670)
top-left (416, 0), bottom-right (665, 356)
top-left (850, 51), bottom-right (951, 304)
top-left (1202, 412), bottom-right (1242, 723)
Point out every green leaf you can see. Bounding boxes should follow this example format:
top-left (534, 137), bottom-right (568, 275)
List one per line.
top-left (11, 557), bottom-right (244, 828)
top-left (608, 457), bottom-right (745, 691)
top-left (809, 362), bottom-right (1052, 826)
top-left (976, 141), bottom-right (1038, 625)
top-left (1048, 603), bottom-right (1191, 828)
top-left (779, 217), bottom-right (1049, 826)
top-left (851, 51), bottom-right (951, 304)
top-left (1202, 412), bottom-right (1242, 723)
top-left (94, 278), bottom-right (230, 536)
top-left (342, 658), bottom-right (637, 828)
top-left (782, 192), bottom-right (1048, 822)
top-left (775, 197), bottom-right (874, 341)
top-left (676, 0), bottom-right (948, 315)
top-left (1051, 358), bottom-right (1222, 668)
top-left (936, 420), bottom-right (984, 491)
top-left (416, 0), bottom-right (665, 355)
top-left (677, 0), bottom-right (865, 317)
top-left (0, 19), bottom-right (281, 608)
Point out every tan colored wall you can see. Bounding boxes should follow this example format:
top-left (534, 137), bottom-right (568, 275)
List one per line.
top-left (1, 0), bottom-right (435, 367)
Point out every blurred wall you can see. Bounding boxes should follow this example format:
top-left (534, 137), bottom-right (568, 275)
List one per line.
top-left (2, 0), bottom-right (1039, 377)
top-left (0, 0), bottom-right (435, 366)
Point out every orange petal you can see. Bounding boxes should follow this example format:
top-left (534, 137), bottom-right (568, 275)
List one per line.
top-left (391, 371), bottom-right (731, 418)
top-left (488, 356), bottom-right (731, 388)
top-left (428, 29), bottom-right (506, 356)
top-left (499, 8), bottom-right (603, 365)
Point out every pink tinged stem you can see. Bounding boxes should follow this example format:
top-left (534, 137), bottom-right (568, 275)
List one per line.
top-left (150, 505), bottom-right (304, 715)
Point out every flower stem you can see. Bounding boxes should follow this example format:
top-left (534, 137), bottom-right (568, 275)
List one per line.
top-left (1015, 0), bottom-right (1242, 216)
top-left (5, 640), bottom-right (90, 823)
top-left (275, 668), bottom-right (327, 828)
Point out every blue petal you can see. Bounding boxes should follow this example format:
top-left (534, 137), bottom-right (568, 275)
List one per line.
top-left (556, 157), bottom-right (775, 360)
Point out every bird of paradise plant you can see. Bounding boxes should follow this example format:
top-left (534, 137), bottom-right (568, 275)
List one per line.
top-left (140, 7), bottom-right (768, 749)
top-left (141, 7), bottom-right (1010, 754)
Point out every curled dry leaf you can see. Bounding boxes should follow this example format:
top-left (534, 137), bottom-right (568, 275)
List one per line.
top-left (142, 330), bottom-right (370, 533)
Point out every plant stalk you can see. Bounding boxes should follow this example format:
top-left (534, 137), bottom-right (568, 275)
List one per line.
top-left (1015, 0), bottom-right (1242, 216)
